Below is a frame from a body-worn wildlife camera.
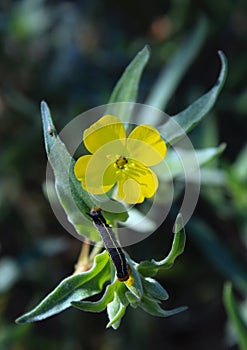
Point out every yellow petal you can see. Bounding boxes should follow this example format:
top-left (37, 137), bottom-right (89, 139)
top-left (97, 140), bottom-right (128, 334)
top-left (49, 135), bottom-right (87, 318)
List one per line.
top-left (74, 155), bottom-right (92, 182)
top-left (127, 125), bottom-right (166, 166)
top-left (117, 162), bottom-right (158, 204)
top-left (140, 168), bottom-right (158, 198)
top-left (83, 154), bottom-right (117, 194)
top-left (83, 115), bottom-right (126, 154)
top-left (127, 161), bottom-right (158, 198)
top-left (118, 178), bottom-right (144, 204)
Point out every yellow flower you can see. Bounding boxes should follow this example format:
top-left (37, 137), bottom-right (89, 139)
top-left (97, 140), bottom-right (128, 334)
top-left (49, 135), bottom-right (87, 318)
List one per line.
top-left (74, 115), bottom-right (166, 204)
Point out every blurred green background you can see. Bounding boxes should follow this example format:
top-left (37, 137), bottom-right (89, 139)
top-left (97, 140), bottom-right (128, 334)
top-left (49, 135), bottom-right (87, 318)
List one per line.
top-left (1, 0), bottom-right (247, 349)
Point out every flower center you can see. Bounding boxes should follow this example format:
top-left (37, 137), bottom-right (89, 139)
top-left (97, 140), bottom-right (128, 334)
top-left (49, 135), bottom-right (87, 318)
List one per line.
top-left (115, 156), bottom-right (128, 169)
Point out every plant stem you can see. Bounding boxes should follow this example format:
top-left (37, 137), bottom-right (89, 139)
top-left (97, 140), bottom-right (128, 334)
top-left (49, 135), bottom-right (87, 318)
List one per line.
top-left (73, 239), bottom-right (91, 274)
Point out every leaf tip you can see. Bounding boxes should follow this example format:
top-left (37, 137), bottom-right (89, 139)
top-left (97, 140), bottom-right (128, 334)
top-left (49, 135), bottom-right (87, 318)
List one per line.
top-left (106, 321), bottom-right (119, 330)
top-left (40, 100), bottom-right (49, 114)
top-left (217, 50), bottom-right (226, 61)
top-left (138, 44), bottom-right (151, 61)
top-left (173, 213), bottom-right (184, 233)
top-left (219, 142), bottom-right (227, 153)
top-left (217, 50), bottom-right (228, 82)
top-left (40, 99), bottom-right (46, 106)
top-left (15, 315), bottom-right (26, 324)
top-left (143, 44), bottom-right (151, 54)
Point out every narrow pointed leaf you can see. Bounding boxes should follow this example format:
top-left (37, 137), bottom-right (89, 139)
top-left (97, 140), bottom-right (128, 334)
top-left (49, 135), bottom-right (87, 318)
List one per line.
top-left (107, 46), bottom-right (150, 122)
top-left (159, 51), bottom-right (227, 144)
top-left (139, 295), bottom-right (187, 317)
top-left (41, 101), bottom-right (101, 242)
top-left (142, 277), bottom-right (169, 300)
top-left (106, 299), bottom-right (127, 329)
top-left (71, 281), bottom-right (117, 313)
top-left (125, 254), bottom-right (143, 299)
top-left (125, 291), bottom-right (140, 307)
top-left (16, 251), bottom-right (110, 323)
top-left (138, 213), bottom-right (186, 276)
top-left (106, 284), bottom-right (128, 329)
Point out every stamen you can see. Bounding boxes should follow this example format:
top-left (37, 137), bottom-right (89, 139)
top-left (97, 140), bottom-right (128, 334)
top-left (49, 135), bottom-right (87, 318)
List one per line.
top-left (115, 156), bottom-right (128, 169)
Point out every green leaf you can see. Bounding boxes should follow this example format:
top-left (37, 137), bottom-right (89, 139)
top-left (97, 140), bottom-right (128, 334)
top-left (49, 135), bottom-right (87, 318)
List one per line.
top-left (102, 204), bottom-right (129, 225)
top-left (41, 101), bottom-right (102, 242)
top-left (142, 277), bottom-right (169, 301)
top-left (71, 280), bottom-right (117, 313)
top-left (125, 254), bottom-right (143, 299)
top-left (145, 18), bottom-right (207, 116)
top-left (138, 213), bottom-right (186, 276)
top-left (106, 283), bottom-right (128, 329)
top-left (139, 295), bottom-right (187, 317)
top-left (15, 251), bottom-right (110, 323)
top-left (125, 291), bottom-right (140, 307)
top-left (107, 46), bottom-right (150, 122)
top-left (158, 144), bottom-right (226, 181)
top-left (41, 100), bottom-right (58, 155)
top-left (223, 282), bottom-right (247, 350)
top-left (159, 51), bottom-right (228, 144)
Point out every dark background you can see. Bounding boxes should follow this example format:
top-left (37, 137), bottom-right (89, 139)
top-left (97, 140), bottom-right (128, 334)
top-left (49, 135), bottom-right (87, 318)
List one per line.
top-left (1, 0), bottom-right (247, 349)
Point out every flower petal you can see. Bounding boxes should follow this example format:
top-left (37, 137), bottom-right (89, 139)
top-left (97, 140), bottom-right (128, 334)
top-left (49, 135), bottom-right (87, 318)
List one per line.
top-left (140, 168), bottom-right (158, 198)
top-left (85, 156), bottom-right (118, 194)
top-left (117, 161), bottom-right (158, 204)
top-left (74, 154), bottom-right (117, 194)
top-left (127, 125), bottom-right (166, 166)
top-left (83, 115), bottom-right (126, 154)
top-left (74, 155), bottom-right (92, 183)
top-left (127, 161), bottom-right (158, 198)
top-left (118, 178), bottom-right (144, 204)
